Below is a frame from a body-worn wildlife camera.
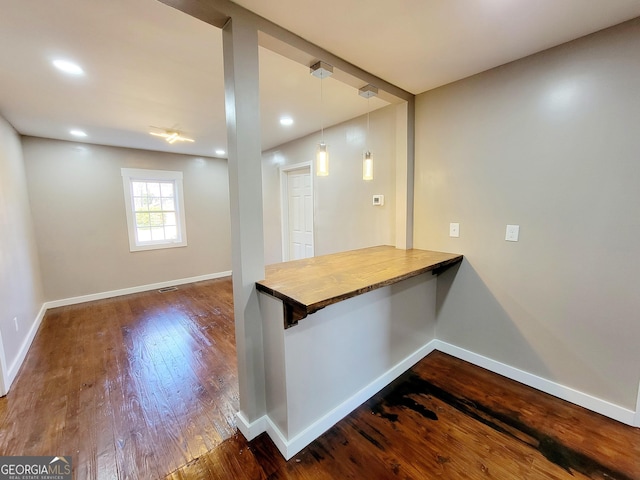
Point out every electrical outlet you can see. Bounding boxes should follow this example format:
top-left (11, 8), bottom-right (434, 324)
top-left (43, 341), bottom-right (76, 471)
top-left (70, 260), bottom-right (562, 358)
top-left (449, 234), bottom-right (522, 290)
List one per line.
top-left (13, 317), bottom-right (18, 331)
top-left (449, 223), bottom-right (460, 238)
top-left (505, 224), bottom-right (520, 242)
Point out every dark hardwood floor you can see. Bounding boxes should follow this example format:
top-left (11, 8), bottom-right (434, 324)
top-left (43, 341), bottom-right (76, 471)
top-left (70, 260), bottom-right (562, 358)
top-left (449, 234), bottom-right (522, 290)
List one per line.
top-left (1, 277), bottom-right (638, 479)
top-left (0, 278), bottom-right (237, 478)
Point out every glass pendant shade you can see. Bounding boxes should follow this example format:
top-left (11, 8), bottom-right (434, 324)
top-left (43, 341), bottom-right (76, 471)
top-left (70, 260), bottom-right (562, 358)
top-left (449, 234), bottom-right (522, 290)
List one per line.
top-left (363, 151), bottom-right (373, 181)
top-left (311, 62), bottom-right (333, 177)
top-left (317, 142), bottom-right (329, 176)
top-left (359, 85), bottom-right (377, 182)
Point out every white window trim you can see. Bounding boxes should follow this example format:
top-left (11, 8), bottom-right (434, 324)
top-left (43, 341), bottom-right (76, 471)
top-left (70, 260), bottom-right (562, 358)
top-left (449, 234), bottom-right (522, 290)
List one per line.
top-left (121, 168), bottom-right (188, 252)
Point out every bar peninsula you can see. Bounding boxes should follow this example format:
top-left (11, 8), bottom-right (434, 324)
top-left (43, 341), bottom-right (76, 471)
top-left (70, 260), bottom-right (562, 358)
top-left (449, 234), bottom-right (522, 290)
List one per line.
top-left (256, 245), bottom-right (463, 328)
top-left (254, 245), bottom-right (462, 459)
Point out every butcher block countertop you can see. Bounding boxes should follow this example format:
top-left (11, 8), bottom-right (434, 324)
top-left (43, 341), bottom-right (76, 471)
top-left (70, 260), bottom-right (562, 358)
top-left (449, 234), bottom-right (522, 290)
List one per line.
top-left (256, 245), bottom-right (463, 328)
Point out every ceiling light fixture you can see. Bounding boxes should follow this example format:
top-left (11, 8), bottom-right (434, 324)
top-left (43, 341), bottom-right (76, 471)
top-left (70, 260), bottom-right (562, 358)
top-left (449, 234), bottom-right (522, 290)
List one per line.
top-left (311, 61), bottom-right (333, 177)
top-left (279, 116), bottom-right (294, 126)
top-left (215, 149), bottom-right (226, 156)
top-left (52, 59), bottom-right (84, 76)
top-left (359, 84), bottom-right (378, 181)
top-left (70, 129), bottom-right (87, 137)
top-left (149, 127), bottom-right (194, 144)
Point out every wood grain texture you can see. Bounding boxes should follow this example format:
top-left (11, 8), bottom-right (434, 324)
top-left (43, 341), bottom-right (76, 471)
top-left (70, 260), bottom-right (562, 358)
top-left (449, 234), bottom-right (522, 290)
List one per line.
top-left (2, 277), bottom-right (638, 479)
top-left (256, 245), bottom-right (463, 327)
top-left (0, 278), bottom-right (237, 480)
top-left (169, 351), bottom-right (640, 480)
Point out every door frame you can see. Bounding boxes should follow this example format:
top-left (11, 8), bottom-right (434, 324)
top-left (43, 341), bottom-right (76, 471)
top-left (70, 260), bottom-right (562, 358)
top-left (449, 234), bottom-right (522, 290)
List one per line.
top-left (280, 161), bottom-right (314, 261)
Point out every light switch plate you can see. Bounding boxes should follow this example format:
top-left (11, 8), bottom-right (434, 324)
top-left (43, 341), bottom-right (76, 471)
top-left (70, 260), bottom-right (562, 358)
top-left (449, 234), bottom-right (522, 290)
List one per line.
top-left (505, 224), bottom-right (520, 242)
top-left (449, 223), bottom-right (460, 238)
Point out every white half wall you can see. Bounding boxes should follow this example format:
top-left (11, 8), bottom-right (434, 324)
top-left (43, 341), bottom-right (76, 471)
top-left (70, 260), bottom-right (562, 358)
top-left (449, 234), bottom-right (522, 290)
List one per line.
top-left (258, 272), bottom-right (438, 459)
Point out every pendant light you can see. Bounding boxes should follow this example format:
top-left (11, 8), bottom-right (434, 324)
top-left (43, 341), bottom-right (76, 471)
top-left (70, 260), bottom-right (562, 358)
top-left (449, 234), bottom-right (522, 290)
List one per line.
top-left (359, 84), bottom-right (378, 181)
top-left (363, 151), bottom-right (373, 181)
top-left (311, 61), bottom-right (333, 176)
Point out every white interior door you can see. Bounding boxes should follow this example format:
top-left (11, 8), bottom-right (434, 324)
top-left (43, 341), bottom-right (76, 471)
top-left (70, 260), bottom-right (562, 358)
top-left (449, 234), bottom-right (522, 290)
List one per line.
top-left (286, 166), bottom-right (314, 260)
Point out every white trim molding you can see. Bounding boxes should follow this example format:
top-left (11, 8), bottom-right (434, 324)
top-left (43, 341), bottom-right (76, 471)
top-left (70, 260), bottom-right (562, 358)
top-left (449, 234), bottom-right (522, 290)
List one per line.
top-left (44, 271), bottom-right (231, 309)
top-left (0, 327), bottom-right (8, 395)
top-left (433, 340), bottom-right (638, 427)
top-left (279, 340), bottom-right (438, 460)
top-left (245, 339), bottom-right (438, 460)
top-left (5, 304), bottom-right (47, 392)
top-left (236, 411), bottom-right (267, 441)
top-left (239, 338), bottom-right (640, 460)
top-left (635, 381), bottom-right (640, 427)
top-left (121, 168), bottom-right (188, 252)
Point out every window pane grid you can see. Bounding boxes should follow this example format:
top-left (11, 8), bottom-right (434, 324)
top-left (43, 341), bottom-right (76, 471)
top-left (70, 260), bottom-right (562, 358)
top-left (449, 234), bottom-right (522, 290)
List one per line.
top-left (132, 180), bottom-right (179, 243)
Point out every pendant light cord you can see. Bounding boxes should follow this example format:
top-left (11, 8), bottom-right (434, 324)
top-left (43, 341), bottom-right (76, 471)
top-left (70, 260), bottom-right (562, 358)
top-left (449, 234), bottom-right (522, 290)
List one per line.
top-left (320, 75), bottom-right (325, 142)
top-left (366, 97), bottom-right (370, 151)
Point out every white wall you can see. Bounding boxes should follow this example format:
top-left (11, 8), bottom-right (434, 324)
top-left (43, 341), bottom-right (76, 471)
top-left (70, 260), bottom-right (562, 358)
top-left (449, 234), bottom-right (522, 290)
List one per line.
top-left (0, 116), bottom-right (44, 392)
top-left (22, 137), bottom-right (232, 301)
top-left (262, 104), bottom-right (399, 264)
top-left (414, 18), bottom-right (640, 410)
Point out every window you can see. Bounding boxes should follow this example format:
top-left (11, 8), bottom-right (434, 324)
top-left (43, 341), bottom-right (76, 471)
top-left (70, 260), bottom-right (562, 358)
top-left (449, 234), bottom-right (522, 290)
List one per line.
top-left (121, 168), bottom-right (187, 251)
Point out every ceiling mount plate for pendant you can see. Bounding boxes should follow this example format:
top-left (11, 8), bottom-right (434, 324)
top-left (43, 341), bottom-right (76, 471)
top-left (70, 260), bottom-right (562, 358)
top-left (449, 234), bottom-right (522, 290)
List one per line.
top-left (359, 84), bottom-right (378, 98)
top-left (310, 61), bottom-right (334, 79)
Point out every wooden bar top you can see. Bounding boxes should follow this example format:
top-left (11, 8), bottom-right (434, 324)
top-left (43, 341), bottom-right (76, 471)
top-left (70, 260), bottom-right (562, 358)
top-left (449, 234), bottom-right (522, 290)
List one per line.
top-left (256, 245), bottom-right (463, 328)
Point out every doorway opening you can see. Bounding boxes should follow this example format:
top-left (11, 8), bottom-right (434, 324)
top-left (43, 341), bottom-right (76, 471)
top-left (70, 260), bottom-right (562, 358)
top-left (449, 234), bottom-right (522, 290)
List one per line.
top-left (280, 162), bottom-right (314, 261)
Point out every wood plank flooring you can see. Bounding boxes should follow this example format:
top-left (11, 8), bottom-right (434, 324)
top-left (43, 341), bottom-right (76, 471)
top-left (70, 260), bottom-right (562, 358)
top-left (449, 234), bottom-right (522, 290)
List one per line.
top-left (1, 277), bottom-right (638, 479)
top-left (0, 278), bottom-right (237, 479)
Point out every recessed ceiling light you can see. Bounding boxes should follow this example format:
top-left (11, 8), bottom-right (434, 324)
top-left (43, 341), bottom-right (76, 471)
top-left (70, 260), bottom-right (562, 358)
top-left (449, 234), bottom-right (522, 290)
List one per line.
top-left (279, 116), bottom-right (294, 126)
top-left (70, 129), bottom-right (87, 137)
top-left (215, 149), bottom-right (226, 156)
top-left (52, 59), bottom-right (84, 76)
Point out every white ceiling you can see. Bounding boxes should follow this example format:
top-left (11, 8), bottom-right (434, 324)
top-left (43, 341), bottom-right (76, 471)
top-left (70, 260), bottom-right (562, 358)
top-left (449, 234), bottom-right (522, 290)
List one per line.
top-left (235, 0), bottom-right (640, 94)
top-left (1, 0), bottom-right (639, 157)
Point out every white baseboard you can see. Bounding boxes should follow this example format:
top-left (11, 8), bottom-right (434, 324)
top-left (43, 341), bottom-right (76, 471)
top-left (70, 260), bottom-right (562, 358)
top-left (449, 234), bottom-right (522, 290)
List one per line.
top-left (236, 411), bottom-right (267, 441)
top-left (242, 338), bottom-right (638, 460)
top-left (0, 327), bottom-right (7, 395)
top-left (236, 413), bottom-right (291, 459)
top-left (264, 417), bottom-right (292, 458)
top-left (635, 382), bottom-right (640, 427)
top-left (5, 303), bottom-right (47, 391)
top-left (44, 271), bottom-right (232, 309)
top-left (259, 339), bottom-right (439, 460)
top-left (433, 340), bottom-right (638, 427)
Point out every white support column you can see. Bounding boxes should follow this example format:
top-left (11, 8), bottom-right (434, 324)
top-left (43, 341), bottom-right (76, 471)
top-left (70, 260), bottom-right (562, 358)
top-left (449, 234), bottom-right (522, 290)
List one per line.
top-left (222, 15), bottom-right (267, 429)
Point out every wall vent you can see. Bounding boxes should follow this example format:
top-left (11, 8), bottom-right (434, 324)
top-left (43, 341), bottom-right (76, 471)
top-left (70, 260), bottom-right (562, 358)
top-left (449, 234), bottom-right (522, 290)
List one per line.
top-left (158, 286), bottom-right (178, 293)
